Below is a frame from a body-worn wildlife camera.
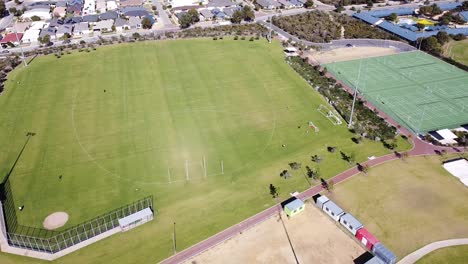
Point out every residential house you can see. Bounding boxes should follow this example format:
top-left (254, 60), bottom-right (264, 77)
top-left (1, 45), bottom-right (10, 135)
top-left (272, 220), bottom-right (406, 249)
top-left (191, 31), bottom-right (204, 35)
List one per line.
top-left (170, 0), bottom-right (207, 8)
top-left (73, 22), bottom-right (91, 35)
top-left (106, 1), bottom-right (118, 10)
top-left (289, 0), bottom-right (303, 7)
top-left (56, 1), bottom-right (68, 7)
top-left (278, 0), bottom-right (293, 9)
top-left (82, 14), bottom-right (100, 24)
top-left (122, 7), bottom-right (150, 17)
top-left (211, 8), bottom-right (226, 20)
top-left (223, 6), bottom-right (240, 19)
top-left (9, 22), bottom-right (32, 33)
top-left (199, 9), bottom-right (213, 21)
top-left (39, 27), bottom-right (57, 40)
top-left (22, 9), bottom-right (52, 20)
top-left (53, 6), bottom-right (67, 17)
top-left (93, 19), bottom-right (114, 31)
top-left (256, 0), bottom-right (281, 9)
top-left (56, 24), bottom-right (73, 38)
top-left (129, 16), bottom-right (141, 29)
top-left (0, 33), bottom-right (23, 47)
top-left (207, 0), bottom-right (236, 8)
top-left (120, 0), bottom-right (144, 7)
top-left (114, 18), bottom-right (130, 32)
top-left (64, 16), bottom-right (83, 24)
top-left (100, 11), bottom-right (118, 20)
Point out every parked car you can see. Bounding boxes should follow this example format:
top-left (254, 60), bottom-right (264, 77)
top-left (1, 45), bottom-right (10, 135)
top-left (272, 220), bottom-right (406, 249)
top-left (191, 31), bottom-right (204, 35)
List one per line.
top-left (1, 50), bottom-right (10, 54)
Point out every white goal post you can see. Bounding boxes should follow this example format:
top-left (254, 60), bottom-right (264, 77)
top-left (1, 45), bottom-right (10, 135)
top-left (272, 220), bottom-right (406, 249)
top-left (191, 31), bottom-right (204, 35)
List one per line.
top-left (317, 104), bottom-right (342, 125)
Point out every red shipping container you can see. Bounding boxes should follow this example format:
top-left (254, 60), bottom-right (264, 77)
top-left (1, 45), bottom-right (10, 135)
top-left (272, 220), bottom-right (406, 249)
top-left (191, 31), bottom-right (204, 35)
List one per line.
top-left (355, 227), bottom-right (379, 251)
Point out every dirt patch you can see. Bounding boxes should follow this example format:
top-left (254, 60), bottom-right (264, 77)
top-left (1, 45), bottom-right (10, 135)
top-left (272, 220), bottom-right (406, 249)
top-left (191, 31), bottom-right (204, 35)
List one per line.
top-left (185, 203), bottom-right (365, 263)
top-left (43, 212), bottom-right (69, 230)
top-left (308, 46), bottom-right (400, 64)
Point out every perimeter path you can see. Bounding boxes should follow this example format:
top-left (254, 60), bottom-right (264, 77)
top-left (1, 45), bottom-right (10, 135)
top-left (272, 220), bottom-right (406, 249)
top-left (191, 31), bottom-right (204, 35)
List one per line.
top-left (398, 239), bottom-right (468, 264)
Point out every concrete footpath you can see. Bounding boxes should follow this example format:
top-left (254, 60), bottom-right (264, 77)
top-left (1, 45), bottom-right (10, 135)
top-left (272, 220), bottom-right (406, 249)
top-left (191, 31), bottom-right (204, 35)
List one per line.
top-left (398, 238), bottom-right (468, 264)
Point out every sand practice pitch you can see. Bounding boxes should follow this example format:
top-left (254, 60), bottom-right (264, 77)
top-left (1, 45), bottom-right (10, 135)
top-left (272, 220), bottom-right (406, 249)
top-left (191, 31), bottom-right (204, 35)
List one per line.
top-left (309, 46), bottom-right (399, 64)
top-left (43, 212), bottom-right (69, 230)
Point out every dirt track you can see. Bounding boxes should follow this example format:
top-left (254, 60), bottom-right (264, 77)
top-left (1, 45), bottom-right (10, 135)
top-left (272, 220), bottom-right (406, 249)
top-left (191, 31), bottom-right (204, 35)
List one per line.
top-left (309, 47), bottom-right (400, 64)
top-left (185, 203), bottom-right (365, 264)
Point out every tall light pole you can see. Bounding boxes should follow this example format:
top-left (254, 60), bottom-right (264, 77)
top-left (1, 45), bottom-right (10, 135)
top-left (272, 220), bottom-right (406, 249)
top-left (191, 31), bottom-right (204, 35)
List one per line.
top-left (13, 19), bottom-right (28, 67)
top-left (172, 222), bottom-right (177, 255)
top-left (348, 57), bottom-right (363, 128)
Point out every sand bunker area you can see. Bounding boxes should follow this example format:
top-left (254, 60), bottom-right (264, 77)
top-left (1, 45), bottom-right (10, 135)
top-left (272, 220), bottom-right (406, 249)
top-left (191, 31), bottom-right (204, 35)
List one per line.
top-left (308, 46), bottom-right (400, 64)
top-left (43, 212), bottom-right (69, 230)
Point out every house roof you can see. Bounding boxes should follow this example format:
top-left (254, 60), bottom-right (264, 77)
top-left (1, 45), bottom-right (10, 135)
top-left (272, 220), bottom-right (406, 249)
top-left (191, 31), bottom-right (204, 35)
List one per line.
top-left (207, 0), bottom-right (235, 7)
top-left (129, 16), bottom-right (141, 26)
top-left (278, 0), bottom-right (292, 6)
top-left (56, 1), bottom-right (68, 7)
top-left (285, 199), bottom-right (304, 211)
top-left (436, 129), bottom-right (458, 140)
top-left (323, 200), bottom-right (344, 215)
top-left (82, 14), bottom-right (99, 22)
top-left (39, 27), bottom-right (56, 37)
top-left (12, 22), bottom-right (32, 33)
top-left (114, 18), bottom-right (129, 27)
top-left (0, 33), bottom-right (23, 44)
top-left (118, 208), bottom-right (153, 227)
top-left (124, 10), bottom-right (150, 17)
top-left (100, 11), bottom-right (118, 20)
top-left (74, 22), bottom-right (89, 32)
top-left (223, 6), bottom-right (240, 17)
top-left (199, 9), bottom-right (213, 18)
top-left (94, 19), bottom-right (114, 29)
top-left (256, 0), bottom-right (280, 8)
top-left (340, 213), bottom-right (363, 228)
top-left (120, 0), bottom-right (144, 7)
top-left (57, 24), bottom-right (73, 34)
top-left (461, 11), bottom-right (468, 22)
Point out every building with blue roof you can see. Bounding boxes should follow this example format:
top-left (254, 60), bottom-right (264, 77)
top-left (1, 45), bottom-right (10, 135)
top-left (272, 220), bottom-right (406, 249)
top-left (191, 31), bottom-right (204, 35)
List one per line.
top-left (460, 11), bottom-right (468, 22)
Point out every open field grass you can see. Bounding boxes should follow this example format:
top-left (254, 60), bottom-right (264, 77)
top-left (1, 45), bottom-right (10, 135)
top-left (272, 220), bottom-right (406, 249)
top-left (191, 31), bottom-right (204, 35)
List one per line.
top-left (416, 245), bottom-right (468, 264)
top-left (325, 51), bottom-right (468, 133)
top-left (329, 154), bottom-right (468, 259)
top-left (444, 40), bottom-right (468, 66)
top-left (0, 39), bottom-right (409, 263)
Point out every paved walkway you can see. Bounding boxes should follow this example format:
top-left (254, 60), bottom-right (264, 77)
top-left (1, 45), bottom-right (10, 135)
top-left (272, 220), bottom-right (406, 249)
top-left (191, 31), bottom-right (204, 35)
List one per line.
top-left (398, 238), bottom-right (468, 264)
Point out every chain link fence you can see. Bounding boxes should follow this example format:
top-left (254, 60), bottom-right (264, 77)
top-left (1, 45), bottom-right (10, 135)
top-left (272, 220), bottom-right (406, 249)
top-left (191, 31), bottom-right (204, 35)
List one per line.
top-left (0, 178), bottom-right (153, 254)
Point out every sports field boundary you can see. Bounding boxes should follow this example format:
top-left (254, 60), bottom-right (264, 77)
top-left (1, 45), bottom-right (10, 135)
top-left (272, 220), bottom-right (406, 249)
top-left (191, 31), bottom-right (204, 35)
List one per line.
top-left (398, 238), bottom-right (468, 264)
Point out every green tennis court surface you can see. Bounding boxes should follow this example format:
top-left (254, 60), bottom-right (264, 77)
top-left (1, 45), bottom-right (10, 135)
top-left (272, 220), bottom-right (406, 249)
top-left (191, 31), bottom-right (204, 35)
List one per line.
top-left (325, 51), bottom-right (468, 133)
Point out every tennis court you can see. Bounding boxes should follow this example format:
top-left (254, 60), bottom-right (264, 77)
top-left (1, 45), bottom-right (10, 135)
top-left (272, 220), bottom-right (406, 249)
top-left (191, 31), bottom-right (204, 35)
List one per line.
top-left (325, 51), bottom-right (468, 133)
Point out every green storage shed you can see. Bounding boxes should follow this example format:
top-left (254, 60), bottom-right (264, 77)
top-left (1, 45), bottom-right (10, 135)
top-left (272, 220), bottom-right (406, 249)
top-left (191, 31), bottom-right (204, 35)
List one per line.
top-left (284, 198), bottom-right (305, 217)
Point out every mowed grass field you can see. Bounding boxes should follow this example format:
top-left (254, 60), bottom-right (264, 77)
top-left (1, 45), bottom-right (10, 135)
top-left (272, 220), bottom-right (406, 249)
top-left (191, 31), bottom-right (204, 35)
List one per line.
top-left (417, 245), bottom-right (468, 264)
top-left (329, 155), bottom-right (468, 259)
top-left (444, 39), bottom-right (468, 66)
top-left (0, 39), bottom-right (408, 263)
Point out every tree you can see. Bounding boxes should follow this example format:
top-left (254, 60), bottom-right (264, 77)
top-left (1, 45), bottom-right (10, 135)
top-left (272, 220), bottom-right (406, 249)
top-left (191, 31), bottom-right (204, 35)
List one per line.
top-left (31, 15), bottom-right (41, 21)
top-left (242, 5), bottom-right (255, 21)
top-left (179, 13), bottom-right (193, 28)
top-left (387, 13), bottom-right (397, 22)
top-left (269, 184), bottom-right (279, 198)
top-left (421, 36), bottom-right (441, 53)
top-left (188, 9), bottom-right (199, 23)
top-left (0, 0), bottom-right (7, 18)
top-left (280, 169), bottom-right (291, 179)
top-left (141, 17), bottom-right (153, 29)
top-left (231, 10), bottom-right (243, 24)
top-left (328, 179), bottom-right (335, 191)
top-left (463, 1), bottom-right (468, 11)
top-left (366, 0), bottom-right (373, 7)
top-left (132, 32), bottom-right (141, 39)
top-left (60, 33), bottom-right (71, 40)
top-left (304, 0), bottom-right (314, 8)
top-left (436, 31), bottom-right (449, 45)
top-left (289, 162), bottom-right (301, 170)
top-left (38, 34), bottom-right (51, 45)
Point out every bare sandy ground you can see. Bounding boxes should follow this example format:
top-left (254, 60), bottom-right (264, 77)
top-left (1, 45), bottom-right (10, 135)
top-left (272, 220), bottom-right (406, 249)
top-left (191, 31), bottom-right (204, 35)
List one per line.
top-left (43, 212), bottom-right (69, 230)
top-left (309, 46), bottom-right (400, 65)
top-left (185, 203), bottom-right (365, 264)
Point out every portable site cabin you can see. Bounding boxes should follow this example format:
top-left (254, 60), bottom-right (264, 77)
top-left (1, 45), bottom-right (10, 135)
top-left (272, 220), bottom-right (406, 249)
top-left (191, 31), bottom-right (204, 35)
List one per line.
top-left (322, 200), bottom-right (344, 221)
top-left (372, 243), bottom-right (397, 264)
top-left (315, 195), bottom-right (329, 208)
top-left (356, 227), bottom-right (379, 251)
top-left (118, 208), bottom-right (153, 232)
top-left (339, 213), bottom-right (363, 235)
top-left (284, 198), bottom-right (305, 217)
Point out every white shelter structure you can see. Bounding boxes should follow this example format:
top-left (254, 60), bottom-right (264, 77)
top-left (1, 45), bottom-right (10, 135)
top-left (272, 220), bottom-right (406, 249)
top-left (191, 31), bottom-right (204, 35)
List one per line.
top-left (22, 29), bottom-right (41, 43)
top-left (443, 158), bottom-right (468, 187)
top-left (118, 208), bottom-right (153, 231)
top-left (431, 129), bottom-right (458, 145)
top-left (83, 0), bottom-right (97, 15)
top-left (170, 0), bottom-right (207, 8)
